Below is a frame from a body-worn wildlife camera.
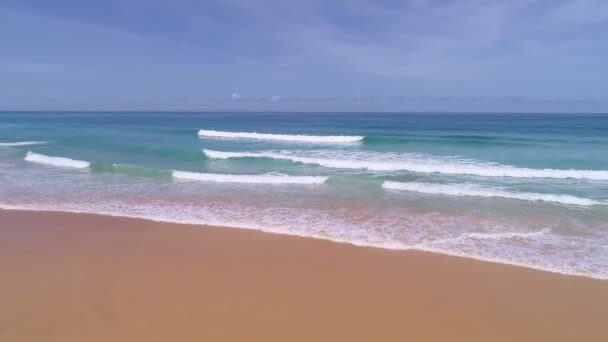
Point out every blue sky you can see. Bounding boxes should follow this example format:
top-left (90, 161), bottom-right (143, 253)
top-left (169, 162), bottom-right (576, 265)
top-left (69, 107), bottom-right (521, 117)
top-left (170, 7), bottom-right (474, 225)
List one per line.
top-left (1, 0), bottom-right (607, 112)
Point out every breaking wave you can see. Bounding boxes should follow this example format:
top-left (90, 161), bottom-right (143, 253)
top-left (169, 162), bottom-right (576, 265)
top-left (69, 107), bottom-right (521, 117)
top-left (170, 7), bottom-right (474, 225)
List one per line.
top-left (203, 149), bottom-right (608, 180)
top-left (172, 170), bottom-right (327, 184)
top-left (383, 181), bottom-right (603, 206)
top-left (198, 129), bottom-right (363, 143)
top-left (24, 152), bottom-right (90, 169)
top-left (0, 141), bottom-right (47, 147)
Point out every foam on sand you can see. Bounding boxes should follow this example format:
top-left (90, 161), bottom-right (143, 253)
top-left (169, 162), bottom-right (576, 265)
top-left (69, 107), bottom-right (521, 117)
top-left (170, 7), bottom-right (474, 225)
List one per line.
top-left (172, 170), bottom-right (327, 184)
top-left (428, 228), bottom-right (552, 245)
top-left (202, 149), bottom-right (608, 180)
top-left (0, 141), bottom-right (47, 147)
top-left (198, 129), bottom-right (364, 143)
top-left (24, 152), bottom-right (90, 169)
top-left (383, 181), bottom-right (602, 206)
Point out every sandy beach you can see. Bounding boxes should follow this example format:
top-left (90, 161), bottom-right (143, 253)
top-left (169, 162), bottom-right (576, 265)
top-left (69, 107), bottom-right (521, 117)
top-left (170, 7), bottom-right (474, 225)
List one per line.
top-left (0, 209), bottom-right (607, 342)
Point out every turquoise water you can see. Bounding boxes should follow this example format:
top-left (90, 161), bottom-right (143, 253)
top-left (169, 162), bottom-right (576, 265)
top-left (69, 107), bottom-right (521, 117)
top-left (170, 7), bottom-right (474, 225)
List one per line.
top-left (1, 112), bottom-right (607, 278)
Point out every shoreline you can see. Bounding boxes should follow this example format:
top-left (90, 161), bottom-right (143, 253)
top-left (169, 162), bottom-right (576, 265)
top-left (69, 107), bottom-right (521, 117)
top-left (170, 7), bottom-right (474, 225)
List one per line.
top-left (1, 209), bottom-right (607, 341)
top-left (0, 206), bottom-right (603, 280)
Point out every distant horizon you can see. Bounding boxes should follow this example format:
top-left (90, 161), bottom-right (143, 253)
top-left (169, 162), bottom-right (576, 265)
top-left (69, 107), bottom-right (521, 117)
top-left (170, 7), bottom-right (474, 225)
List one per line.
top-left (2, 107), bottom-right (607, 114)
top-left (2, 97), bottom-right (607, 114)
top-left (2, 110), bottom-right (608, 114)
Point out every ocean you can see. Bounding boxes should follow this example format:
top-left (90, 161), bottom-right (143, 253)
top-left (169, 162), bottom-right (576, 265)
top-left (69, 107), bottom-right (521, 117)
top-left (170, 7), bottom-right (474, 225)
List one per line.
top-left (1, 111), bottom-right (607, 278)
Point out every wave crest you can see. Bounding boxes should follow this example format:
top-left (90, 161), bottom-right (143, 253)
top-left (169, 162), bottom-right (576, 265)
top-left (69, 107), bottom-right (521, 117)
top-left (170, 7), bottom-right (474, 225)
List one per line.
top-left (198, 129), bottom-right (363, 143)
top-left (0, 141), bottom-right (47, 147)
top-left (203, 149), bottom-right (608, 180)
top-left (172, 170), bottom-right (327, 184)
top-left (24, 152), bottom-right (90, 169)
top-left (383, 181), bottom-right (602, 206)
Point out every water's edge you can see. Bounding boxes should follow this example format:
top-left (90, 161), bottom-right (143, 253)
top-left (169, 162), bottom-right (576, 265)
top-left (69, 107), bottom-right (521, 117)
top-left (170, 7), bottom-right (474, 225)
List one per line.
top-left (2, 205), bottom-right (605, 281)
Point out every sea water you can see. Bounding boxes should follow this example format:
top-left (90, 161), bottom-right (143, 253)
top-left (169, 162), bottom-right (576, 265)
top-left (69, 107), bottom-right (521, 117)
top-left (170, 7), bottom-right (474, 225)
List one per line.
top-left (1, 112), bottom-right (607, 278)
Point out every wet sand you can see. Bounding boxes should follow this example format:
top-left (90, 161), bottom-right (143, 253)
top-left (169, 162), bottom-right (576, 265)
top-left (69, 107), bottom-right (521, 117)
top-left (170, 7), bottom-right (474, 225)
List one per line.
top-left (0, 209), bottom-right (607, 342)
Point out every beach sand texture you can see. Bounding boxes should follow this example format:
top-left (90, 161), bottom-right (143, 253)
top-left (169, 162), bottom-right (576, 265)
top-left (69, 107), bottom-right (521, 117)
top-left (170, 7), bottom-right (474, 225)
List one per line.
top-left (1, 210), bottom-right (607, 342)
top-left (0, 211), bottom-right (608, 342)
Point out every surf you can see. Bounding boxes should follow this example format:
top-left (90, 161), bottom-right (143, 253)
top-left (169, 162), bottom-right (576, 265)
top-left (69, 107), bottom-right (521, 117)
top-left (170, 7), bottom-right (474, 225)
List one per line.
top-left (0, 141), bottom-right (47, 147)
top-left (24, 152), bottom-right (90, 169)
top-left (198, 129), bottom-right (364, 143)
top-left (172, 170), bottom-right (327, 184)
top-left (382, 181), bottom-right (602, 206)
top-left (203, 149), bottom-right (608, 180)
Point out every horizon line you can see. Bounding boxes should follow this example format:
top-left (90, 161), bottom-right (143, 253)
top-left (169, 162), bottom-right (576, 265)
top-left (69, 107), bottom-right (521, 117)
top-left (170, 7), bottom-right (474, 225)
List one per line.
top-left (1, 110), bottom-right (608, 115)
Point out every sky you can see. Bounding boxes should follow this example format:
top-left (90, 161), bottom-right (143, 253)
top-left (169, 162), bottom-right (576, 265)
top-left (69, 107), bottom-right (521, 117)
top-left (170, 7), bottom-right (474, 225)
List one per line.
top-left (0, 0), bottom-right (607, 112)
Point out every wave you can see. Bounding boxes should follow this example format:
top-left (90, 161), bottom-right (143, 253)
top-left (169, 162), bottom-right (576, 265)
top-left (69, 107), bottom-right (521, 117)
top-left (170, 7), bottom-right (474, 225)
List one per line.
top-left (383, 181), bottom-right (602, 206)
top-left (173, 170), bottom-right (327, 184)
top-left (203, 149), bottom-right (608, 180)
top-left (24, 152), bottom-right (90, 169)
top-left (0, 141), bottom-right (47, 147)
top-left (198, 129), bottom-right (364, 143)
top-left (363, 136), bottom-right (531, 147)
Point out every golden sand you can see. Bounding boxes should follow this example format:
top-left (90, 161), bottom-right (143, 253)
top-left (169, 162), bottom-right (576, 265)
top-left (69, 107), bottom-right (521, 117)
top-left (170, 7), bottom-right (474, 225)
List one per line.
top-left (0, 210), bottom-right (607, 341)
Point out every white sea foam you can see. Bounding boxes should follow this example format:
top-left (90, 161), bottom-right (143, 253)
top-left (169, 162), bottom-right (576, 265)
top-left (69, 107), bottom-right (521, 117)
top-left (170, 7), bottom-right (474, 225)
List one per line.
top-left (198, 129), bottom-right (364, 143)
top-left (203, 149), bottom-right (608, 180)
top-left (464, 228), bottom-right (551, 240)
top-left (0, 141), bottom-right (47, 147)
top-left (172, 170), bottom-right (327, 184)
top-left (1, 201), bottom-right (606, 280)
top-left (383, 181), bottom-right (603, 206)
top-left (428, 228), bottom-right (552, 245)
top-left (24, 152), bottom-right (90, 169)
